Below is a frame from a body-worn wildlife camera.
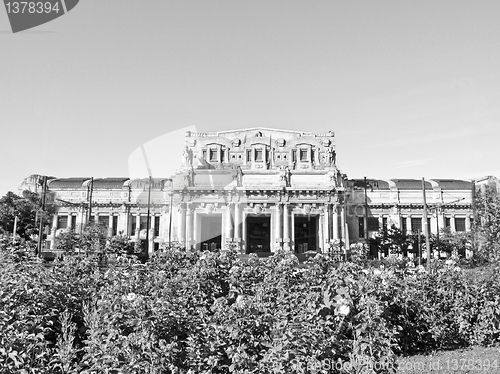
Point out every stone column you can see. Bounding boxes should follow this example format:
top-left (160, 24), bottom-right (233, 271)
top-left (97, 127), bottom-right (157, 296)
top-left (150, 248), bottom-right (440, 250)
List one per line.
top-left (275, 203), bottom-right (282, 250)
top-left (450, 214), bottom-right (456, 233)
top-left (283, 204), bottom-right (290, 250)
top-left (50, 213), bottom-right (58, 249)
top-left (149, 215), bottom-right (155, 253)
top-left (319, 210), bottom-right (325, 252)
top-left (332, 204), bottom-right (339, 240)
top-left (406, 216), bottom-right (412, 235)
top-left (234, 203), bottom-right (241, 240)
top-left (108, 214), bottom-right (114, 237)
top-left (185, 207), bottom-right (192, 249)
top-left (178, 204), bottom-right (186, 247)
top-left (224, 204), bottom-right (233, 248)
top-left (465, 215), bottom-right (471, 231)
top-left (67, 213), bottom-right (73, 231)
top-left (135, 215), bottom-right (140, 238)
top-left (193, 210), bottom-right (199, 250)
top-left (322, 206), bottom-right (329, 252)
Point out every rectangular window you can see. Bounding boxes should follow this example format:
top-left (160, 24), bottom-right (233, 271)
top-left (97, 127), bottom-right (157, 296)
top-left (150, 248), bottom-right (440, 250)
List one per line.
top-left (246, 149), bottom-right (252, 162)
top-left (455, 217), bottom-right (466, 232)
top-left (154, 216), bottom-right (160, 236)
top-left (358, 217), bottom-right (365, 238)
top-left (112, 216), bottom-right (118, 236)
top-left (140, 216), bottom-right (149, 230)
top-left (202, 149), bottom-right (207, 161)
top-left (71, 215), bottom-right (77, 230)
top-left (411, 217), bottom-right (422, 233)
top-left (255, 149), bottom-right (263, 162)
top-left (401, 217), bottom-right (407, 233)
top-left (470, 217), bottom-right (474, 228)
top-left (57, 216), bottom-right (68, 229)
top-left (445, 217), bottom-right (451, 228)
top-left (98, 215), bottom-right (109, 228)
top-left (209, 149), bottom-right (218, 162)
top-left (368, 217), bottom-right (380, 231)
top-left (300, 149), bottom-right (308, 162)
top-left (382, 217), bottom-right (388, 231)
top-left (131, 215), bottom-right (137, 235)
top-left (221, 149), bottom-right (225, 163)
top-left (292, 149), bottom-right (297, 163)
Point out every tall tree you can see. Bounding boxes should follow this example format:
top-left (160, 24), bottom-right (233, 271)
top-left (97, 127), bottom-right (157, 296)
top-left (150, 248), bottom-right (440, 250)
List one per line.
top-left (0, 191), bottom-right (52, 240)
top-left (473, 186), bottom-right (500, 263)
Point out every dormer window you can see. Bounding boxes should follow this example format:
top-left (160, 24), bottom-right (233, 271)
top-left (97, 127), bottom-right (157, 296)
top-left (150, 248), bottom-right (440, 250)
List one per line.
top-left (209, 149), bottom-right (218, 162)
top-left (300, 149), bottom-right (308, 162)
top-left (255, 149), bottom-right (263, 162)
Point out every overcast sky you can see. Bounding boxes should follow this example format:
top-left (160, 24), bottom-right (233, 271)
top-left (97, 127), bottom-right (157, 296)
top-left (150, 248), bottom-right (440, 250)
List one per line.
top-left (1, 0), bottom-right (499, 195)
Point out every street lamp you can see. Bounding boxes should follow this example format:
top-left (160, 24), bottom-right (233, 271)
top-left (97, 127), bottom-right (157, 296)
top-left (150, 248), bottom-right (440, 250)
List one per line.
top-left (36, 176), bottom-right (47, 256)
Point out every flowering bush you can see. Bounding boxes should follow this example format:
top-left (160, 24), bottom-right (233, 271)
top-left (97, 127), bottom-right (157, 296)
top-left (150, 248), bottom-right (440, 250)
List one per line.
top-left (1, 240), bottom-right (500, 373)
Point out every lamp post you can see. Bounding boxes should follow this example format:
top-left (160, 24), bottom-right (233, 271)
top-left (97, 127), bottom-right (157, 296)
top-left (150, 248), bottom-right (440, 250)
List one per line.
top-left (36, 176), bottom-right (47, 257)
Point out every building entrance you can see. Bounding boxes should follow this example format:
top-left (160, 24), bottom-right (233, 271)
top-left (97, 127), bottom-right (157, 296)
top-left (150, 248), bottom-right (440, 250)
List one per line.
top-left (200, 215), bottom-right (222, 250)
top-left (246, 216), bottom-right (271, 253)
top-left (294, 215), bottom-right (318, 253)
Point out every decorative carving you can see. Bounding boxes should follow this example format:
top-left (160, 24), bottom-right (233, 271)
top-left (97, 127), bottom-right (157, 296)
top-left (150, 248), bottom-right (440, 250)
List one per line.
top-left (275, 138), bottom-right (286, 147)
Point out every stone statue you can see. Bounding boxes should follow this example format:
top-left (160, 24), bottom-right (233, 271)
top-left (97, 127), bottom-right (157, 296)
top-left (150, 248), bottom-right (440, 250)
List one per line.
top-left (183, 146), bottom-right (192, 167)
top-left (284, 166), bottom-right (291, 187)
top-left (327, 147), bottom-right (335, 166)
top-left (236, 166), bottom-right (243, 187)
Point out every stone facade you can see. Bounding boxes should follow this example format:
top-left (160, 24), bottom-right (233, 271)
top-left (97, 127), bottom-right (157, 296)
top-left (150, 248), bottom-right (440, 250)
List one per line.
top-left (19, 127), bottom-right (487, 255)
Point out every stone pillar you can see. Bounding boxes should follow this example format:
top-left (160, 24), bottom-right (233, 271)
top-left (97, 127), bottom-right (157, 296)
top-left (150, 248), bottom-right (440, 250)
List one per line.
top-left (67, 213), bottom-right (73, 230)
top-left (319, 210), bottom-right (325, 252)
top-left (149, 215), bottom-right (155, 254)
top-left (185, 207), bottom-right (192, 249)
top-left (50, 213), bottom-right (58, 249)
top-left (275, 204), bottom-right (282, 250)
top-left (323, 206), bottom-right (329, 252)
top-left (465, 215), bottom-right (471, 231)
top-left (450, 214), bottom-right (456, 233)
top-left (340, 205), bottom-right (346, 247)
top-left (193, 210), bottom-right (199, 250)
top-left (178, 204), bottom-right (186, 247)
top-left (108, 214), bottom-right (114, 237)
top-left (332, 205), bottom-right (339, 240)
top-left (135, 215), bottom-right (140, 238)
top-left (406, 216), bottom-right (412, 235)
top-left (283, 204), bottom-right (290, 250)
top-left (224, 204), bottom-right (233, 249)
top-left (234, 203), bottom-right (241, 240)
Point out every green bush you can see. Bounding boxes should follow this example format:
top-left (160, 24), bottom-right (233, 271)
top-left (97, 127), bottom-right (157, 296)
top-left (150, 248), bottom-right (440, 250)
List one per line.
top-left (1, 241), bottom-right (500, 374)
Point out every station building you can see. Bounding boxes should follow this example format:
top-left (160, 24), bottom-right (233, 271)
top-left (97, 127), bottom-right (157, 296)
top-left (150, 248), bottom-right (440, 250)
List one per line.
top-left (18, 127), bottom-right (487, 255)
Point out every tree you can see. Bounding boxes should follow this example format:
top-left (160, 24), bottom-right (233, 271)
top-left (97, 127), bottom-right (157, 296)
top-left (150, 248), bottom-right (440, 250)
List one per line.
top-left (373, 224), bottom-right (412, 256)
top-left (0, 191), bottom-right (53, 240)
top-left (473, 186), bottom-right (500, 263)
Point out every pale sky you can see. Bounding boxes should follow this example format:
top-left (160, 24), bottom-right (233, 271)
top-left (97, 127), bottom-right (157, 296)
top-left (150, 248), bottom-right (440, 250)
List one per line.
top-left (1, 1), bottom-right (499, 196)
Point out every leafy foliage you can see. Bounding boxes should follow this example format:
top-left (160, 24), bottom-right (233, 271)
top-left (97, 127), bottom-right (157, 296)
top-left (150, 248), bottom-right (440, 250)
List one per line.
top-left (473, 187), bottom-right (500, 263)
top-left (1, 238), bottom-right (500, 373)
top-left (0, 191), bottom-right (53, 240)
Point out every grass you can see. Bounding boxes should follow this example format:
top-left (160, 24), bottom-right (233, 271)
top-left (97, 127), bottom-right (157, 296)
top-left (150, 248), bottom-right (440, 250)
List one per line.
top-left (396, 346), bottom-right (500, 373)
